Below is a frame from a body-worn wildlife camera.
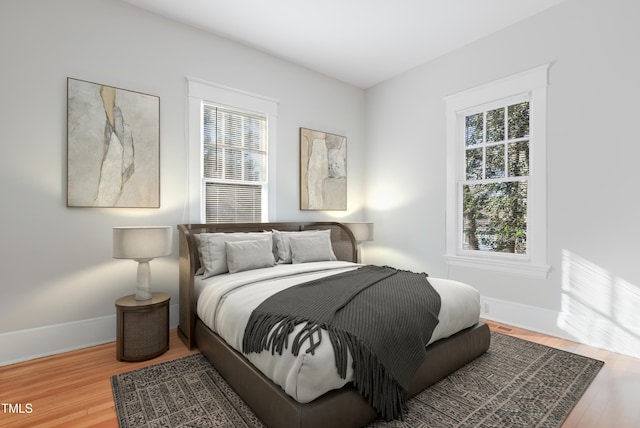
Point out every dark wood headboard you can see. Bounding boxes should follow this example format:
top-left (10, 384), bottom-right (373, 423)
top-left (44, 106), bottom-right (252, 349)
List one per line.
top-left (177, 222), bottom-right (358, 349)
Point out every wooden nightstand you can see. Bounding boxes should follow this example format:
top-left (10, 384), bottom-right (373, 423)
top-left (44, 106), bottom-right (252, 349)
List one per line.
top-left (115, 292), bottom-right (170, 361)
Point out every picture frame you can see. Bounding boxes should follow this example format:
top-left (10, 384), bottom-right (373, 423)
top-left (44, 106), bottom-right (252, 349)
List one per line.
top-left (300, 127), bottom-right (347, 210)
top-left (67, 77), bottom-right (160, 208)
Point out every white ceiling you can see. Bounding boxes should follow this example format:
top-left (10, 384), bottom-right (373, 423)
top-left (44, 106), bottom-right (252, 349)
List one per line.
top-left (122, 0), bottom-right (567, 88)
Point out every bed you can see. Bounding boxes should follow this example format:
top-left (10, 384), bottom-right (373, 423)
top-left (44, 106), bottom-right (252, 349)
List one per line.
top-left (178, 222), bottom-right (490, 428)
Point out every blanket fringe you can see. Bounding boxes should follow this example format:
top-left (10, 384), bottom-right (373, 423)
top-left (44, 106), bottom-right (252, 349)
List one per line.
top-left (243, 313), bottom-right (324, 356)
top-left (328, 327), bottom-right (407, 421)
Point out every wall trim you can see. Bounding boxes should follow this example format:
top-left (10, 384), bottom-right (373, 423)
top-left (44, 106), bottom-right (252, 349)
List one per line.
top-left (480, 296), bottom-right (568, 339)
top-left (0, 303), bottom-right (179, 367)
top-left (480, 296), bottom-right (640, 359)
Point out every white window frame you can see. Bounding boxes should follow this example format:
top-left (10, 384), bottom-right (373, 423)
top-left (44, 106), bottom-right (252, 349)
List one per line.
top-left (444, 65), bottom-right (550, 278)
top-left (187, 77), bottom-right (278, 223)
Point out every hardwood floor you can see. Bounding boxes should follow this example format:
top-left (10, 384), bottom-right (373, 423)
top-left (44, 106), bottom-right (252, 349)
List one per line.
top-left (0, 324), bottom-right (638, 427)
top-left (0, 331), bottom-right (198, 428)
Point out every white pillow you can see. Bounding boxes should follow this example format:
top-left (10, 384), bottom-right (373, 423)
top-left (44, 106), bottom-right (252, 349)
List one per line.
top-left (272, 229), bottom-right (328, 263)
top-left (289, 234), bottom-right (337, 264)
top-left (197, 232), bottom-right (271, 278)
top-left (225, 239), bottom-right (275, 274)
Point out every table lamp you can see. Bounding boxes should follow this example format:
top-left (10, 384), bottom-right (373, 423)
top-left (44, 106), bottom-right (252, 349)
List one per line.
top-left (113, 226), bottom-right (173, 300)
top-left (343, 222), bottom-right (374, 263)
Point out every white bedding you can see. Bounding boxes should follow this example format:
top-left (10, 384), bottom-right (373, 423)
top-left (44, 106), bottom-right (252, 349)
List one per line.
top-left (196, 261), bottom-right (480, 403)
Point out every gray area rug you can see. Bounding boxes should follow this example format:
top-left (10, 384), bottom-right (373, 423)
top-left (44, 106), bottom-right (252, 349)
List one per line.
top-left (111, 332), bottom-right (603, 427)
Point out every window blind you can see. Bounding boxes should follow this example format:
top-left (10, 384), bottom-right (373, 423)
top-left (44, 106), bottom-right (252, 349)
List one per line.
top-left (204, 182), bottom-right (262, 223)
top-left (203, 105), bottom-right (267, 182)
top-left (202, 104), bottom-right (267, 223)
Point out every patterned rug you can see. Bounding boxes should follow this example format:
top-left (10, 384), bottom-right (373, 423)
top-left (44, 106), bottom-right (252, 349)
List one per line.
top-left (111, 332), bottom-right (603, 427)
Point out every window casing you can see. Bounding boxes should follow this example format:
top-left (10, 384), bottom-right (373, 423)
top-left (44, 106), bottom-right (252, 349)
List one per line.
top-left (444, 66), bottom-right (550, 278)
top-left (187, 78), bottom-right (278, 223)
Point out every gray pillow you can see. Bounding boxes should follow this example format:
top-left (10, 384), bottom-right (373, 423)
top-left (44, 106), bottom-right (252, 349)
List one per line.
top-left (225, 238), bottom-right (275, 274)
top-left (272, 229), bottom-right (328, 263)
top-left (289, 234), bottom-right (337, 264)
top-left (197, 232), bottom-right (271, 278)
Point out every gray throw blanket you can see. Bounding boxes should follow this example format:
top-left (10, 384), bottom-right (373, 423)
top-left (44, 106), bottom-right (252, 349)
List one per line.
top-left (242, 265), bottom-right (441, 420)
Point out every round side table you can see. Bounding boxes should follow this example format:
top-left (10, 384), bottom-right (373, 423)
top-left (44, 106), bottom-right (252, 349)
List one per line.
top-left (115, 292), bottom-right (170, 361)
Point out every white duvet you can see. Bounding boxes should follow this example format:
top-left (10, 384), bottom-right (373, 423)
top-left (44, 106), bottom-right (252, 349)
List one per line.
top-left (196, 261), bottom-right (480, 403)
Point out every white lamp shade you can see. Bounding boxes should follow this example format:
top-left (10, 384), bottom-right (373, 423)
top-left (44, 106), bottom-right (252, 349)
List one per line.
top-left (343, 222), bottom-right (374, 242)
top-left (113, 226), bottom-right (173, 260)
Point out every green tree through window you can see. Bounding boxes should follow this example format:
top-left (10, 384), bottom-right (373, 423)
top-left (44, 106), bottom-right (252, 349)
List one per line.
top-left (462, 101), bottom-right (530, 254)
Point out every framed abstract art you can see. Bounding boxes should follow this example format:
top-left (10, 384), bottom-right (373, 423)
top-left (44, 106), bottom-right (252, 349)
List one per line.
top-left (67, 78), bottom-right (160, 208)
top-left (300, 127), bottom-right (347, 210)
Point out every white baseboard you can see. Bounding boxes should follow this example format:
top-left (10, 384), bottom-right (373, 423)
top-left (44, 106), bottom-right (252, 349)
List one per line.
top-left (480, 296), bottom-right (569, 339)
top-left (0, 303), bottom-right (180, 367)
top-left (480, 296), bottom-right (640, 359)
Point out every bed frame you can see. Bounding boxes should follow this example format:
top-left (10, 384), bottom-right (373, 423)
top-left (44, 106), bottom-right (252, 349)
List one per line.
top-left (178, 222), bottom-right (490, 428)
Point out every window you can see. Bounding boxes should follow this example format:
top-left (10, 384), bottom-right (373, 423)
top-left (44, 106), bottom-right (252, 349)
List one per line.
top-left (462, 98), bottom-right (530, 254)
top-left (187, 78), bottom-right (278, 223)
top-left (202, 106), bottom-right (267, 222)
top-left (444, 66), bottom-right (549, 277)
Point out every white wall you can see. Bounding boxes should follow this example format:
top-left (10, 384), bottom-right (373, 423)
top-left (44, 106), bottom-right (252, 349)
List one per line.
top-left (0, 0), bottom-right (366, 364)
top-left (364, 0), bottom-right (640, 358)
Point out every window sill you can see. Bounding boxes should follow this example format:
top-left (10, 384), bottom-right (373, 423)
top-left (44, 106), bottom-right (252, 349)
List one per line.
top-left (444, 254), bottom-right (550, 279)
